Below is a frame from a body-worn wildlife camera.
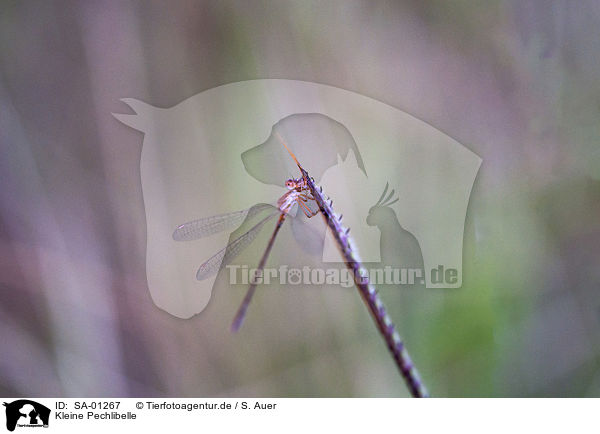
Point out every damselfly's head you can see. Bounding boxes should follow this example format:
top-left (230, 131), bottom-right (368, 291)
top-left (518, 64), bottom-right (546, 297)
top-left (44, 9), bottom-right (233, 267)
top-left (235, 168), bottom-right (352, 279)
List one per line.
top-left (285, 178), bottom-right (304, 191)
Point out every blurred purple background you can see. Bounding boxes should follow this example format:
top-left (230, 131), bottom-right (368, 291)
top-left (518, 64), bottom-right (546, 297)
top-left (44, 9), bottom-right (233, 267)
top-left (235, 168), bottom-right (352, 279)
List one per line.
top-left (1, 0), bottom-right (599, 396)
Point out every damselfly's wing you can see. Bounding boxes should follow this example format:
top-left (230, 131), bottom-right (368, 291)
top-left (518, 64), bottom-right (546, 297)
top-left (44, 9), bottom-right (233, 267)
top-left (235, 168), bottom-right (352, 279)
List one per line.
top-left (172, 203), bottom-right (273, 241)
top-left (195, 212), bottom-right (278, 280)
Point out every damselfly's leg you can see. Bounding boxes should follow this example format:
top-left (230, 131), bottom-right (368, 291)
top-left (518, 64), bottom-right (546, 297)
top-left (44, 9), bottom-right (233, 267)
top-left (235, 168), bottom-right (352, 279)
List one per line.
top-left (297, 191), bottom-right (318, 217)
top-left (298, 190), bottom-right (316, 202)
top-left (297, 197), bottom-right (318, 218)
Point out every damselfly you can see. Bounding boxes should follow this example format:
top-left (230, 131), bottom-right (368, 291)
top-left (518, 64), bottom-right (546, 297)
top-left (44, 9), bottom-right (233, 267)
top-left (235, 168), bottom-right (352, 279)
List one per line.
top-left (173, 135), bottom-right (318, 331)
top-left (174, 134), bottom-right (429, 396)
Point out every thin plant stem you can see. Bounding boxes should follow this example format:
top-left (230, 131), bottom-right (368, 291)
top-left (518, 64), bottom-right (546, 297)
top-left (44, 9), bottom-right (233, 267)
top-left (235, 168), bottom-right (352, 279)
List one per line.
top-left (301, 167), bottom-right (429, 398)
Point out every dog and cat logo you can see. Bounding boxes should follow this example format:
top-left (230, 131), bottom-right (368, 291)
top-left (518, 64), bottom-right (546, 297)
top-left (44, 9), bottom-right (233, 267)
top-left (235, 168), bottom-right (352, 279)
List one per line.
top-left (3, 401), bottom-right (50, 431)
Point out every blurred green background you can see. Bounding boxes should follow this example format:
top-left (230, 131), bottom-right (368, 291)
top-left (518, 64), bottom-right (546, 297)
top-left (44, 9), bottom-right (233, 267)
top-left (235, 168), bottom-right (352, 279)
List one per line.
top-left (1, 0), bottom-right (599, 397)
